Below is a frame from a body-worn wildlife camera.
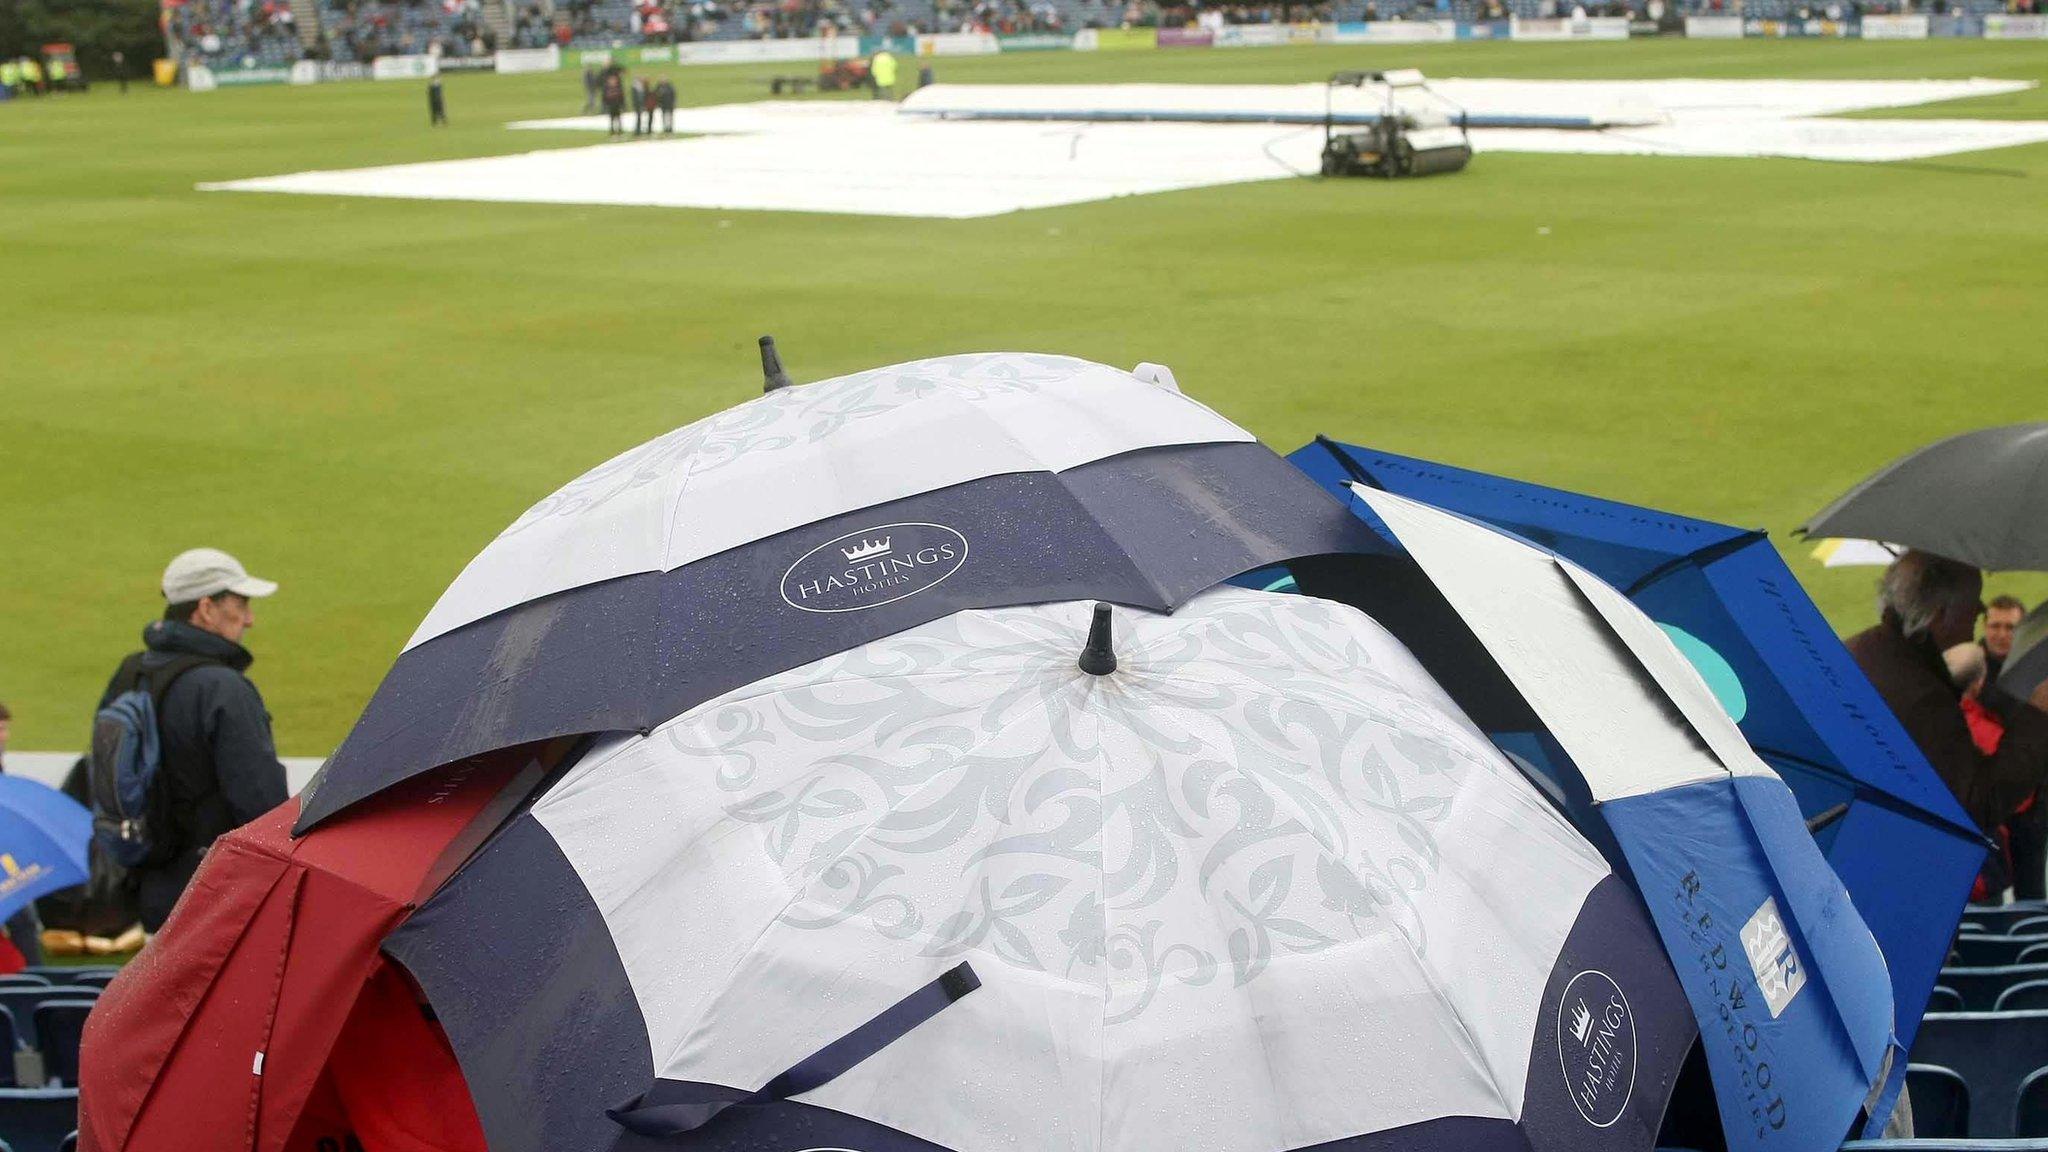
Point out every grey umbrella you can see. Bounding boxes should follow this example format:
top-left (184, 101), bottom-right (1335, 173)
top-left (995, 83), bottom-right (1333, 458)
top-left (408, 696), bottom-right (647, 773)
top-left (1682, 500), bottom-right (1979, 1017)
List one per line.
top-left (1802, 422), bottom-right (2048, 572)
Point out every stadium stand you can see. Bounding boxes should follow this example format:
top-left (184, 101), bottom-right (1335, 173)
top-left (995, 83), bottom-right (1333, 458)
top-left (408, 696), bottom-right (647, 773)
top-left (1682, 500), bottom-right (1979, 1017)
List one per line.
top-left (0, 1088), bottom-right (77, 1152)
top-left (1914, 1011), bottom-right (2048, 1138)
top-left (1961, 904), bottom-right (2048, 935)
top-left (1939, 966), bottom-right (2048, 1012)
top-left (163, 0), bottom-right (307, 68)
top-left (1911, 1063), bottom-right (1974, 1139)
top-left (317, 0), bottom-right (497, 63)
top-left (1851, 1131), bottom-right (2048, 1139)
top-left (1956, 935), bottom-right (2048, 968)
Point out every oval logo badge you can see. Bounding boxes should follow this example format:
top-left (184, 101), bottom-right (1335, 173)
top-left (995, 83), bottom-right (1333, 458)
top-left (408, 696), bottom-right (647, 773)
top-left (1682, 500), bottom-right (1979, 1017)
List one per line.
top-left (781, 523), bottom-right (969, 614)
top-left (1557, 969), bottom-right (1637, 1129)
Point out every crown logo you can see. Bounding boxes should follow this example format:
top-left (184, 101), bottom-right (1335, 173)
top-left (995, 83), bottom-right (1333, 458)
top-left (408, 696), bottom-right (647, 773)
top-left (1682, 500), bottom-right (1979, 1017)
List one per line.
top-left (1569, 1001), bottom-right (1593, 1045)
top-left (842, 537), bottom-right (892, 562)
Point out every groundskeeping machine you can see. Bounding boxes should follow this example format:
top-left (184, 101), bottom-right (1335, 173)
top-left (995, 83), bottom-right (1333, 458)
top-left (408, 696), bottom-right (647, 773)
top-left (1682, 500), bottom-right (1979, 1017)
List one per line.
top-left (1320, 69), bottom-right (1472, 178)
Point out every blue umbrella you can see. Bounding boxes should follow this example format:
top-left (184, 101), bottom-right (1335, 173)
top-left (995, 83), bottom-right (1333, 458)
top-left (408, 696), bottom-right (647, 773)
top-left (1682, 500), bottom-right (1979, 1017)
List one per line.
top-left (0, 775), bottom-right (93, 924)
top-left (1289, 438), bottom-right (1982, 1059)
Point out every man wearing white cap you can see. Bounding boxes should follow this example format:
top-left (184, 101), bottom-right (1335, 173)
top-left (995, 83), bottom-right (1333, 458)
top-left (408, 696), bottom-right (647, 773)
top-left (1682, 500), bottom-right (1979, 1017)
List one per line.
top-left (91, 548), bottom-right (289, 931)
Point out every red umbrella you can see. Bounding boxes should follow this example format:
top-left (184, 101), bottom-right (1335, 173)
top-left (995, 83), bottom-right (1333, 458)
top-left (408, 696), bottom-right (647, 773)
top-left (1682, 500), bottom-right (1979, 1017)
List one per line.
top-left (79, 749), bottom-right (536, 1152)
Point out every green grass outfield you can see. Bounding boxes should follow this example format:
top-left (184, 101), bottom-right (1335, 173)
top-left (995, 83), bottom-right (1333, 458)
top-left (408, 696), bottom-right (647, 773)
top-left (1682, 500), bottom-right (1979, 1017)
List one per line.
top-left (3, 39), bottom-right (2046, 754)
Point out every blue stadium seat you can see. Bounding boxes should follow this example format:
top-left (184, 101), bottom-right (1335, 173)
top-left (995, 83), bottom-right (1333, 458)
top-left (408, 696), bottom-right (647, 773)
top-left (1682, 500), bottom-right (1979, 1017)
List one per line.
top-left (0, 1088), bottom-right (78, 1152)
top-left (1909, 1063), bottom-right (1972, 1138)
top-left (1835, 1131), bottom-right (2048, 1139)
top-left (1955, 935), bottom-right (2048, 968)
top-left (29, 1003), bottom-right (90, 1088)
top-left (1938, 966), bottom-right (2048, 1012)
top-left (0, 978), bottom-right (50, 990)
top-left (0, 991), bottom-right (93, 1054)
top-left (2014, 917), bottom-right (2048, 938)
top-left (0, 1007), bottom-right (16, 1089)
top-left (2020, 1067), bottom-right (2048, 1138)
top-left (1913, 1011), bottom-right (2048, 1137)
top-left (1844, 1142), bottom-right (2048, 1151)
top-left (1960, 904), bottom-right (2048, 934)
top-left (2023, 945), bottom-right (2048, 968)
top-left (15, 971), bottom-right (75, 985)
top-left (1931, 986), bottom-right (1967, 1013)
top-left (1999, 983), bottom-right (2048, 1013)
top-left (54, 972), bottom-right (115, 992)
top-left (56, 1133), bottom-right (73, 1152)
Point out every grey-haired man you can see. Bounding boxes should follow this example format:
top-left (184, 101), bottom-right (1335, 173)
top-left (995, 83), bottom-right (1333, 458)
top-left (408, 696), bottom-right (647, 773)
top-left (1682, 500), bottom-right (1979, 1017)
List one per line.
top-left (95, 548), bottom-right (289, 931)
top-left (1849, 551), bottom-right (2048, 834)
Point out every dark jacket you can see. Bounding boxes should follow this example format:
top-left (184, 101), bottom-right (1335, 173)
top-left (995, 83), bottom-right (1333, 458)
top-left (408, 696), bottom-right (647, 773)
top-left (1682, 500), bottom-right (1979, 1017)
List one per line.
top-left (1848, 612), bottom-right (2048, 832)
top-left (97, 619), bottom-right (289, 930)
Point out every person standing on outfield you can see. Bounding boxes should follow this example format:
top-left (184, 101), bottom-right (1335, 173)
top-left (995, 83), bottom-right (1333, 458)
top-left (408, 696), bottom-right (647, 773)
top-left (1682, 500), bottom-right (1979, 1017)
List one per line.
top-left (427, 76), bottom-right (448, 126)
top-left (869, 48), bottom-right (897, 100)
top-left (3, 58), bottom-right (20, 97)
top-left (655, 76), bottom-right (676, 134)
top-left (95, 548), bottom-right (289, 932)
top-left (633, 76), bottom-right (653, 136)
top-left (601, 63), bottom-right (626, 136)
top-left (582, 63), bottom-right (599, 112)
top-left (22, 55), bottom-right (45, 96)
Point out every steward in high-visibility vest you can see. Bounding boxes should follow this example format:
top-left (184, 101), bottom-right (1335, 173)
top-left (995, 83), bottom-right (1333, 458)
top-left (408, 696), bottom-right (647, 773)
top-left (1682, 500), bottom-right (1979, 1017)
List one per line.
top-left (22, 56), bottom-right (45, 94)
top-left (870, 49), bottom-right (897, 100)
top-left (0, 60), bottom-right (20, 93)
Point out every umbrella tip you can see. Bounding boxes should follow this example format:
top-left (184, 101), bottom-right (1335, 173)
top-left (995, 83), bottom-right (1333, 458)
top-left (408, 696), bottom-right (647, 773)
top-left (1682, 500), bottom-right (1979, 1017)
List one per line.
top-left (1078, 603), bottom-right (1117, 676)
top-left (760, 335), bottom-right (793, 393)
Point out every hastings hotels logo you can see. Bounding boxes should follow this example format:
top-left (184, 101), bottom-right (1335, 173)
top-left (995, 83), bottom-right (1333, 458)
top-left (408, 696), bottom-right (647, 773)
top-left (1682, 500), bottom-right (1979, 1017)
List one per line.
top-left (781, 522), bottom-right (969, 614)
top-left (1557, 969), bottom-right (1637, 1129)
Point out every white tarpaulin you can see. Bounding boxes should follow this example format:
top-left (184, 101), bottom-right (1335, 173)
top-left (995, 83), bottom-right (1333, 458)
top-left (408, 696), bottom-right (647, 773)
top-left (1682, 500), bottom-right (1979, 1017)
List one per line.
top-left (203, 77), bottom-right (2048, 219)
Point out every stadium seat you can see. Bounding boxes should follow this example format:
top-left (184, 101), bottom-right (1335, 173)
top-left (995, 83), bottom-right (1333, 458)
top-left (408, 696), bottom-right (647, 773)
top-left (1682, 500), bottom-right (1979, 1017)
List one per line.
top-left (29, 1003), bottom-right (90, 1088)
top-left (53, 972), bottom-right (115, 991)
top-left (2000, 983), bottom-right (2048, 1013)
top-left (0, 977), bottom-right (50, 990)
top-left (0, 990), bottom-right (94, 1053)
top-left (2016, 918), bottom-right (2048, 938)
top-left (1913, 1011), bottom-right (2048, 1137)
top-left (57, 1134), bottom-right (74, 1152)
top-left (2023, 945), bottom-right (2048, 968)
top-left (1960, 904), bottom-right (2048, 934)
top-left (0, 1088), bottom-right (78, 1152)
top-left (2020, 1067), bottom-right (2048, 1138)
top-left (1851, 1131), bottom-right (2048, 1139)
top-left (1931, 986), bottom-right (1967, 1013)
top-left (1909, 1063), bottom-right (1973, 1139)
top-left (1954, 935), bottom-right (2048, 968)
top-left (0, 1007), bottom-right (15, 1089)
top-left (1939, 966), bottom-right (2048, 1012)
top-left (1843, 1142), bottom-right (2048, 1151)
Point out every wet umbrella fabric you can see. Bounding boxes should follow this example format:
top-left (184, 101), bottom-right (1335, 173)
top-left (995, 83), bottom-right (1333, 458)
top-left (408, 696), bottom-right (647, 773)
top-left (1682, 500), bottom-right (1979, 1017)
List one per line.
top-left (301, 356), bottom-right (1384, 831)
top-left (1291, 439), bottom-right (1976, 1058)
top-left (0, 775), bottom-right (90, 924)
top-left (1802, 422), bottom-right (2048, 572)
top-left (387, 588), bottom-right (1696, 1152)
top-left (1347, 486), bottom-right (1901, 1152)
top-left (77, 755), bottom-right (523, 1152)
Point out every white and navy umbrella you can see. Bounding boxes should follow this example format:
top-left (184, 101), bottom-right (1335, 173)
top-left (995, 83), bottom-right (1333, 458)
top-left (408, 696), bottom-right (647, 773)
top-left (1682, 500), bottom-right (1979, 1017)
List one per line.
top-left (298, 353), bottom-right (1382, 829)
top-left (307, 351), bottom-right (1897, 1152)
top-left (388, 587), bottom-right (1696, 1152)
